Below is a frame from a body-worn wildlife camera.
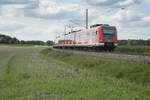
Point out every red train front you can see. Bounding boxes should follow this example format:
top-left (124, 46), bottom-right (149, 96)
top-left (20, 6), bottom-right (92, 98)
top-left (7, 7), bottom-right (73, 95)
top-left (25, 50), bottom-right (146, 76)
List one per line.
top-left (54, 24), bottom-right (118, 51)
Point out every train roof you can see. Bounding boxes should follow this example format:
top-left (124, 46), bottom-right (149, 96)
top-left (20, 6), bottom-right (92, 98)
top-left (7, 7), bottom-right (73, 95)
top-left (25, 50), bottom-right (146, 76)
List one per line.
top-left (62, 24), bottom-right (115, 36)
top-left (90, 24), bottom-right (109, 28)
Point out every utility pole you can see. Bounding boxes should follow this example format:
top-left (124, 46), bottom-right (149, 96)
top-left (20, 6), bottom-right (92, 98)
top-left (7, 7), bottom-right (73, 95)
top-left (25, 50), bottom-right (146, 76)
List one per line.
top-left (86, 9), bottom-right (88, 29)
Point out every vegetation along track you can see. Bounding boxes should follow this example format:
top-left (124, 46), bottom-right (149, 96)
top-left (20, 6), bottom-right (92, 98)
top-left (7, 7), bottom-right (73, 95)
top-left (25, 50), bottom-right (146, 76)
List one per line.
top-left (1, 46), bottom-right (150, 99)
top-left (53, 48), bottom-right (150, 64)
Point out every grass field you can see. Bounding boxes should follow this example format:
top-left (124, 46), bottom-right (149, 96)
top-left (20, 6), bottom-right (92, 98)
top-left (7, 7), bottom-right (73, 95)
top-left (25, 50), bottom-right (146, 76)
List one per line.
top-left (0, 46), bottom-right (150, 100)
top-left (114, 46), bottom-right (150, 54)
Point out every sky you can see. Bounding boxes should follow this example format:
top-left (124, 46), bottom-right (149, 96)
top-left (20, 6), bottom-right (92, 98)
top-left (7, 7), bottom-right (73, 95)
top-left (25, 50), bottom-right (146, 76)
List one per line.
top-left (0, 0), bottom-right (150, 41)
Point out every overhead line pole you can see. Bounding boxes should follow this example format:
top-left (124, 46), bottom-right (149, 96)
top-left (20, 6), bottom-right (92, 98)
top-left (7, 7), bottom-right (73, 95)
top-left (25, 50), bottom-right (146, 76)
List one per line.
top-left (86, 9), bottom-right (88, 29)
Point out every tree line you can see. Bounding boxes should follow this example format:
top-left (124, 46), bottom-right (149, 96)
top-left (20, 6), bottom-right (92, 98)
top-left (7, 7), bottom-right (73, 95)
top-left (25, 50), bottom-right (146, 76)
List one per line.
top-left (0, 34), bottom-right (53, 46)
top-left (118, 39), bottom-right (150, 46)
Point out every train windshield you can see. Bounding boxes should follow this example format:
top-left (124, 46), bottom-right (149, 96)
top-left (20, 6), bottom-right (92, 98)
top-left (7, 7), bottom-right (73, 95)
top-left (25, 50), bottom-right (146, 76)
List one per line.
top-left (102, 27), bottom-right (115, 40)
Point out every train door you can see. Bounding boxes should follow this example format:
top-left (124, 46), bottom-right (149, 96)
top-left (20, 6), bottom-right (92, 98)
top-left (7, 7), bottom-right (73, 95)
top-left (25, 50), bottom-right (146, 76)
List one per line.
top-left (73, 32), bottom-right (77, 46)
top-left (96, 30), bottom-right (99, 43)
top-left (89, 31), bottom-right (93, 46)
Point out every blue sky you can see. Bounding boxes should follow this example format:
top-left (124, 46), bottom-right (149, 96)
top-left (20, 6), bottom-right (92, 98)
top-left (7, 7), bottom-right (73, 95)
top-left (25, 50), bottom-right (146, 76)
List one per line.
top-left (0, 0), bottom-right (150, 41)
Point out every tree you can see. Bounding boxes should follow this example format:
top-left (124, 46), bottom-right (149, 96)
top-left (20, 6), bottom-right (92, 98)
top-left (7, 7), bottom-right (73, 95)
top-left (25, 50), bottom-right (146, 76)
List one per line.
top-left (46, 40), bottom-right (54, 46)
top-left (118, 40), bottom-right (128, 45)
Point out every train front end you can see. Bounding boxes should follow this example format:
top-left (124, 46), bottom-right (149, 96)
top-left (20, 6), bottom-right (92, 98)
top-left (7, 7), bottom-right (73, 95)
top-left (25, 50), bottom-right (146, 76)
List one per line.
top-left (98, 25), bottom-right (118, 51)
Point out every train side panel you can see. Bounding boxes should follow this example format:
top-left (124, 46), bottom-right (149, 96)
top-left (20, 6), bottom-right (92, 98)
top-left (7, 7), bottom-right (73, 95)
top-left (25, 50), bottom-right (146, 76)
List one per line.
top-left (54, 25), bottom-right (118, 51)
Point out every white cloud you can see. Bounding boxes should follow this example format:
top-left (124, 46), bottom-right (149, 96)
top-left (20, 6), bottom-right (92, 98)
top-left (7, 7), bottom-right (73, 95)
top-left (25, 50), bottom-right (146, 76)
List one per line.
top-left (144, 0), bottom-right (150, 4)
top-left (85, 0), bottom-right (140, 7)
top-left (24, 0), bottom-right (85, 20)
top-left (116, 0), bottom-right (139, 7)
top-left (112, 8), bottom-right (143, 23)
top-left (1, 5), bottom-right (24, 17)
top-left (0, 17), bottom-right (26, 31)
top-left (143, 16), bottom-right (150, 22)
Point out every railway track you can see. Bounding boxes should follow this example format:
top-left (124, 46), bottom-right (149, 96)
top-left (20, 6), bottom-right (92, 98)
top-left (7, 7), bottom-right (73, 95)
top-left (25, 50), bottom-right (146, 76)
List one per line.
top-left (53, 48), bottom-right (150, 64)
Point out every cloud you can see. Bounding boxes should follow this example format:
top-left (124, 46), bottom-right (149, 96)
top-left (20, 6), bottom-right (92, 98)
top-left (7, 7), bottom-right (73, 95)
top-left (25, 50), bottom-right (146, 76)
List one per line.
top-left (0, 0), bottom-right (29, 5)
top-left (112, 8), bottom-right (143, 22)
top-left (144, 0), bottom-right (150, 4)
top-left (0, 0), bottom-right (39, 9)
top-left (0, 18), bottom-right (26, 32)
top-left (13, 20), bottom-right (62, 41)
top-left (0, 15), bottom-right (65, 41)
top-left (0, 0), bottom-right (87, 40)
top-left (112, 8), bottom-right (150, 28)
top-left (0, 5), bottom-right (24, 17)
top-left (0, 0), bottom-right (36, 5)
top-left (85, 0), bottom-right (140, 7)
top-left (24, 0), bottom-right (84, 20)
top-left (89, 7), bottom-right (143, 25)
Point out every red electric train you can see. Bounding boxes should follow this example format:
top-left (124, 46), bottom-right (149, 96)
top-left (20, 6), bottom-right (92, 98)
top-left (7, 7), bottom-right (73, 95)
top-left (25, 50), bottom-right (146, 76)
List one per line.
top-left (54, 24), bottom-right (118, 51)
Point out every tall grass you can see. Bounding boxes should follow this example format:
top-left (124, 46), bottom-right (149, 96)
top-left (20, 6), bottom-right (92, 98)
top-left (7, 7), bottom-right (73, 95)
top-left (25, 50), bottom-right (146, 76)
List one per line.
top-left (0, 46), bottom-right (150, 100)
top-left (40, 48), bottom-right (150, 99)
top-left (41, 48), bottom-right (150, 86)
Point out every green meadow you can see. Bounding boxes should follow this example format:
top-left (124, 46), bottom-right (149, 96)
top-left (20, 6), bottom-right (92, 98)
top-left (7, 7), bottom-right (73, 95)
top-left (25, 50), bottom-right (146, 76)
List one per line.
top-left (0, 46), bottom-right (150, 100)
top-left (114, 46), bottom-right (150, 54)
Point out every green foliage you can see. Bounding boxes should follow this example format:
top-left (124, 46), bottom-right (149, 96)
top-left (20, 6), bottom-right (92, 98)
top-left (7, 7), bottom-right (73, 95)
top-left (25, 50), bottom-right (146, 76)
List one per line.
top-left (0, 34), bottom-right (19, 44)
top-left (24, 40), bottom-right (46, 45)
top-left (118, 39), bottom-right (150, 46)
top-left (40, 49), bottom-right (150, 99)
top-left (118, 40), bottom-right (128, 45)
top-left (0, 34), bottom-right (54, 46)
top-left (46, 40), bottom-right (54, 46)
top-left (41, 49), bottom-right (150, 87)
top-left (130, 39), bottom-right (150, 46)
top-left (1, 46), bottom-right (150, 100)
top-left (115, 46), bottom-right (150, 54)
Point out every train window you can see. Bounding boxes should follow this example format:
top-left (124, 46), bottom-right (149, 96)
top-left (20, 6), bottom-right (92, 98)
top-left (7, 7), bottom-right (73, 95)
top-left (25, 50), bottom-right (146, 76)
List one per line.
top-left (96, 31), bottom-right (97, 35)
top-left (102, 27), bottom-right (115, 40)
top-left (103, 27), bottom-right (115, 34)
